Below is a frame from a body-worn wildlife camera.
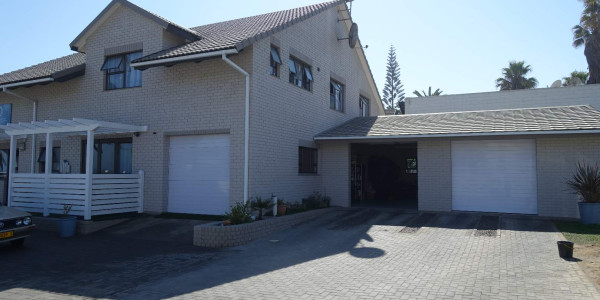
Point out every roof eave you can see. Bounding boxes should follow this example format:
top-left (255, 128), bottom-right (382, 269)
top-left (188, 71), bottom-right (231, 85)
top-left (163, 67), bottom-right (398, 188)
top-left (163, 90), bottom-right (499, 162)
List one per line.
top-left (130, 48), bottom-right (238, 70)
top-left (314, 129), bottom-right (600, 141)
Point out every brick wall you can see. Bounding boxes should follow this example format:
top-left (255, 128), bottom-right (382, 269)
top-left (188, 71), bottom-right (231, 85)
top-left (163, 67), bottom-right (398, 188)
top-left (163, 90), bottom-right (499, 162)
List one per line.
top-left (247, 5), bottom-right (379, 205)
top-left (0, 6), bottom-right (249, 213)
top-left (319, 141), bottom-right (350, 207)
top-left (417, 140), bottom-right (452, 212)
top-left (406, 84), bottom-right (600, 114)
top-left (536, 135), bottom-right (600, 219)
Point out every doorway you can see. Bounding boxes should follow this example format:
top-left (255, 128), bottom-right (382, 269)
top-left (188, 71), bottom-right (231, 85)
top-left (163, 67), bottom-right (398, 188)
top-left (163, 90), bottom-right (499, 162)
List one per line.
top-left (351, 143), bottom-right (417, 209)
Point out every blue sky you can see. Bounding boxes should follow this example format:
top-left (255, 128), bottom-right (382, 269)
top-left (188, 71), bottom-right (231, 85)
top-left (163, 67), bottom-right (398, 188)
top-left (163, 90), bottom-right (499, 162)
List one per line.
top-left (0, 0), bottom-right (588, 96)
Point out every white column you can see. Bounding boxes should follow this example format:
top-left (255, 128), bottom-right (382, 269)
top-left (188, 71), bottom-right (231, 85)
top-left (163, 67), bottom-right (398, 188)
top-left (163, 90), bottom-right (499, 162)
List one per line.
top-left (7, 135), bottom-right (17, 207)
top-left (43, 133), bottom-right (53, 216)
top-left (84, 130), bottom-right (94, 220)
top-left (30, 134), bottom-right (36, 173)
top-left (138, 170), bottom-right (144, 213)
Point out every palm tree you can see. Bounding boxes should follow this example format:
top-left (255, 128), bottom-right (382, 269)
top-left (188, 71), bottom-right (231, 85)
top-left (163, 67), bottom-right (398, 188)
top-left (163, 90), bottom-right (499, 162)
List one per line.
top-left (413, 87), bottom-right (443, 97)
top-left (495, 61), bottom-right (538, 90)
top-left (563, 70), bottom-right (589, 86)
top-left (573, 0), bottom-right (600, 84)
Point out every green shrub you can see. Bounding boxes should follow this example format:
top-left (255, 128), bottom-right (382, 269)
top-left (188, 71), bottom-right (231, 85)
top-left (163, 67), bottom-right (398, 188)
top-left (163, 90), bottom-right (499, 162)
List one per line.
top-left (224, 202), bottom-right (252, 225)
top-left (302, 192), bottom-right (331, 210)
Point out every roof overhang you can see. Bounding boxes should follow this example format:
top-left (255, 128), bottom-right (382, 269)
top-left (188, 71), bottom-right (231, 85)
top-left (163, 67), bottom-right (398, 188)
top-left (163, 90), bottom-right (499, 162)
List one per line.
top-left (0, 118), bottom-right (148, 136)
top-left (70, 0), bottom-right (200, 53)
top-left (0, 77), bottom-right (54, 90)
top-left (0, 63), bottom-right (86, 90)
top-left (130, 48), bottom-right (238, 70)
top-left (314, 129), bottom-right (600, 141)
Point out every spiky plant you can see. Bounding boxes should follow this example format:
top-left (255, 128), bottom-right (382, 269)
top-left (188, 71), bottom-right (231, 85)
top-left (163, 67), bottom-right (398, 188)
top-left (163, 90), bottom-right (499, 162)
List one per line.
top-left (413, 87), bottom-right (443, 97)
top-left (250, 196), bottom-right (274, 220)
top-left (566, 163), bottom-right (600, 203)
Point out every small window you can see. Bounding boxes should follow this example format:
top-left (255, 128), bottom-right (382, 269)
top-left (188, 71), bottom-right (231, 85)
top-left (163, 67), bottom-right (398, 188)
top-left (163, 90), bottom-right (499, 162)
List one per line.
top-left (330, 80), bottom-right (344, 112)
top-left (38, 147), bottom-right (61, 173)
top-left (289, 57), bottom-right (312, 91)
top-left (406, 158), bottom-right (417, 174)
top-left (102, 51), bottom-right (143, 90)
top-left (270, 47), bottom-right (281, 77)
top-left (298, 147), bottom-right (318, 174)
top-left (359, 96), bottom-right (370, 117)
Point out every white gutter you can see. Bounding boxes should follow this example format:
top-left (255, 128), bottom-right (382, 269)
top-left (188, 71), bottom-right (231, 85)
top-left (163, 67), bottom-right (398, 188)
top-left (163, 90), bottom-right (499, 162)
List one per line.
top-left (130, 48), bottom-right (239, 69)
top-left (221, 53), bottom-right (250, 204)
top-left (1, 88), bottom-right (38, 172)
top-left (314, 129), bottom-right (600, 141)
top-left (0, 77), bottom-right (54, 90)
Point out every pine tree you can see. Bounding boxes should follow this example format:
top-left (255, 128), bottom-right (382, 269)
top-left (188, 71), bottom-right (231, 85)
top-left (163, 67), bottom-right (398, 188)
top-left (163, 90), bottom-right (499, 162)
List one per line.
top-left (382, 45), bottom-right (405, 113)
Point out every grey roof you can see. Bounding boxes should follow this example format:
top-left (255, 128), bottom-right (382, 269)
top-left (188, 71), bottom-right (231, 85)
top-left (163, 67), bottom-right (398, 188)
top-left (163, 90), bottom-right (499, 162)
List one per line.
top-left (133, 0), bottom-right (343, 63)
top-left (315, 105), bottom-right (600, 140)
top-left (0, 53), bottom-right (86, 86)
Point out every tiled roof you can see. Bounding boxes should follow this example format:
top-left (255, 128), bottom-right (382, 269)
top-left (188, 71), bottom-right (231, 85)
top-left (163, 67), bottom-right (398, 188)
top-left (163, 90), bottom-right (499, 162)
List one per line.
top-left (315, 105), bottom-right (600, 139)
top-left (0, 53), bottom-right (86, 86)
top-left (133, 0), bottom-right (343, 63)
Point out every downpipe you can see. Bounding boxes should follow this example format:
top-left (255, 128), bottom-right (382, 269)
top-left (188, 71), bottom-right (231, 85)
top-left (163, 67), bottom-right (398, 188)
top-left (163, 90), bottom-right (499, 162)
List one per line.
top-left (221, 54), bottom-right (250, 204)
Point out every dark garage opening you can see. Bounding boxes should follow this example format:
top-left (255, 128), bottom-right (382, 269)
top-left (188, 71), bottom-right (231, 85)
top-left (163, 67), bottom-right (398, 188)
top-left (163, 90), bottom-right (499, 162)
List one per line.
top-left (351, 143), bottom-right (417, 209)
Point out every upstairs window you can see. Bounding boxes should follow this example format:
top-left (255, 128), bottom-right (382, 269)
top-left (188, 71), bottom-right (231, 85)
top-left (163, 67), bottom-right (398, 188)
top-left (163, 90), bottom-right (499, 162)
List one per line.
top-left (330, 80), bottom-right (344, 112)
top-left (101, 51), bottom-right (142, 90)
top-left (270, 47), bottom-right (281, 77)
top-left (289, 57), bottom-right (312, 91)
top-left (359, 96), bottom-right (370, 117)
top-left (298, 147), bottom-right (318, 174)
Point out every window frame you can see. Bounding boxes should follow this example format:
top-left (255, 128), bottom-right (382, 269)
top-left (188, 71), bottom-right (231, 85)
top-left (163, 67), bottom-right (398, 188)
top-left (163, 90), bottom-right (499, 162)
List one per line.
top-left (298, 146), bottom-right (318, 174)
top-left (102, 51), bottom-right (143, 90)
top-left (270, 46), bottom-right (281, 77)
top-left (359, 96), bottom-right (370, 117)
top-left (329, 79), bottom-right (345, 112)
top-left (288, 57), bottom-right (312, 91)
top-left (81, 138), bottom-right (133, 174)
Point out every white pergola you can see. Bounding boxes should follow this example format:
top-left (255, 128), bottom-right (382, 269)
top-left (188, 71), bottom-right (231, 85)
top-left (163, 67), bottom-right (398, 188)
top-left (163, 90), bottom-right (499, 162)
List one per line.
top-left (0, 118), bottom-right (148, 219)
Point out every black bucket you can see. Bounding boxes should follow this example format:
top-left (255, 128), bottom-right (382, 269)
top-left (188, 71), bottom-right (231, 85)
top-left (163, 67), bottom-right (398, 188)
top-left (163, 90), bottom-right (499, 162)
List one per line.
top-left (557, 241), bottom-right (574, 259)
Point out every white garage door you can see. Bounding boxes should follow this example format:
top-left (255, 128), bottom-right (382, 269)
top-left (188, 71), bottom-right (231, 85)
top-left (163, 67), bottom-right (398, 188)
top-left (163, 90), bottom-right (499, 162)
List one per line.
top-left (168, 134), bottom-right (230, 215)
top-left (451, 139), bottom-right (537, 214)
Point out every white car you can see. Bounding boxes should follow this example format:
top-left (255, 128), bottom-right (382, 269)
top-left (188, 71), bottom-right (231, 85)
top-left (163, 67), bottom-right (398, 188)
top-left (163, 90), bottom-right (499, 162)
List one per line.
top-left (0, 206), bottom-right (35, 247)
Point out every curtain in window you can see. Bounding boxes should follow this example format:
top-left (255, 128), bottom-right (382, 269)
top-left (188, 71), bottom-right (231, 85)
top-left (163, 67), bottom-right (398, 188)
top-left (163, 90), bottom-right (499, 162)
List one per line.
top-left (125, 52), bottom-right (143, 88)
top-left (0, 150), bottom-right (7, 174)
top-left (119, 143), bottom-right (132, 174)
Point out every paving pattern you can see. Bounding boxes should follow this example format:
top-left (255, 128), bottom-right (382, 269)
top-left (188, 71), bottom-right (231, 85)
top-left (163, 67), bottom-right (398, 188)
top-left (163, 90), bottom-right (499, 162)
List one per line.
top-left (1, 210), bottom-right (598, 300)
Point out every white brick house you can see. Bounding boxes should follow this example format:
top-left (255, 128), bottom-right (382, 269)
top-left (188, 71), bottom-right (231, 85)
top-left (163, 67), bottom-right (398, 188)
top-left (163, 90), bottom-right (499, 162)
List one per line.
top-left (0, 0), bottom-right (384, 218)
top-left (2, 0), bottom-right (599, 221)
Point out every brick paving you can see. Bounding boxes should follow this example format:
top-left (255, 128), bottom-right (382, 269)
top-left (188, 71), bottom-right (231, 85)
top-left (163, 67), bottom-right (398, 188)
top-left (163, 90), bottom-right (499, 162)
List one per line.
top-left (1, 210), bottom-right (599, 300)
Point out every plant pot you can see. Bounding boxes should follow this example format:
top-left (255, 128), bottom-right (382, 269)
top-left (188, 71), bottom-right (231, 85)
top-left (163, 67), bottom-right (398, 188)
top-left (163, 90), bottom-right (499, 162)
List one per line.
top-left (56, 216), bottom-right (77, 238)
top-left (578, 202), bottom-right (600, 225)
top-left (557, 241), bottom-right (574, 259)
top-left (277, 205), bottom-right (287, 216)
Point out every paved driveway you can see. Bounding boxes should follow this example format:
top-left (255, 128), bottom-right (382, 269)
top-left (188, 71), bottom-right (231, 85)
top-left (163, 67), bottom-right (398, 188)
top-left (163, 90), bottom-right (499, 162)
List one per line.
top-left (1, 210), bottom-right (599, 299)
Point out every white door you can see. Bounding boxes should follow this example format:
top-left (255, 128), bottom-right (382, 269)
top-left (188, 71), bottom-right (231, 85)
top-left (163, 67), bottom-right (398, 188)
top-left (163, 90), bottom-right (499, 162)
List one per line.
top-left (451, 139), bottom-right (537, 214)
top-left (168, 134), bottom-right (230, 215)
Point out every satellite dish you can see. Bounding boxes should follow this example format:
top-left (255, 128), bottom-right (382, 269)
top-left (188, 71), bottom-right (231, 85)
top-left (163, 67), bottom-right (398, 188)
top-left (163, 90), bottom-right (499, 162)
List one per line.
top-left (550, 80), bottom-right (562, 88)
top-left (574, 77), bottom-right (584, 86)
top-left (348, 23), bottom-right (358, 48)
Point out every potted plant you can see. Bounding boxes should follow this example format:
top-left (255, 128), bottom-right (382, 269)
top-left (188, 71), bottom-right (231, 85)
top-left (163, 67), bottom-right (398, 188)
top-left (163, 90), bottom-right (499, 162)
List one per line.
top-left (250, 196), bottom-right (274, 220)
top-left (277, 198), bottom-right (287, 216)
top-left (56, 204), bottom-right (77, 237)
top-left (566, 163), bottom-right (600, 224)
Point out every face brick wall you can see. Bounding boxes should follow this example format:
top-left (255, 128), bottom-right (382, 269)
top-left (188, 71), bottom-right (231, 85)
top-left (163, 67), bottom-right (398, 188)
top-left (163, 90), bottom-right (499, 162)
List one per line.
top-left (248, 5), bottom-right (379, 205)
top-left (0, 6), bottom-right (249, 213)
top-left (406, 84), bottom-right (600, 114)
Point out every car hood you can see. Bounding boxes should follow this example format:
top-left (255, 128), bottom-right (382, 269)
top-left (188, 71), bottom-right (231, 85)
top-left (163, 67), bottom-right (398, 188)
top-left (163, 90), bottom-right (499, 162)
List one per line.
top-left (0, 206), bottom-right (32, 219)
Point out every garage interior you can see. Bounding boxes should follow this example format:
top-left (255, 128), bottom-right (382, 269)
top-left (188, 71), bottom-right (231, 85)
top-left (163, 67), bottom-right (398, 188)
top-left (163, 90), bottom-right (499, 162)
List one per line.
top-left (351, 143), bottom-right (418, 209)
